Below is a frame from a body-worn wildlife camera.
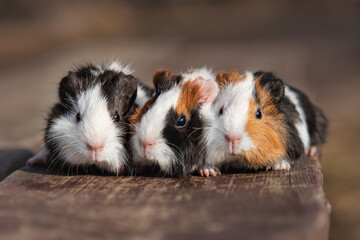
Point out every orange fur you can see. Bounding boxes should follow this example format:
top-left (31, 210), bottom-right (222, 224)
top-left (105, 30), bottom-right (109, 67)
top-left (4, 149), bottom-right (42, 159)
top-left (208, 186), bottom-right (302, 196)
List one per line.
top-left (130, 69), bottom-right (178, 130)
top-left (129, 96), bottom-right (156, 129)
top-left (243, 78), bottom-right (287, 168)
top-left (216, 70), bottom-right (246, 87)
top-left (175, 81), bottom-right (201, 117)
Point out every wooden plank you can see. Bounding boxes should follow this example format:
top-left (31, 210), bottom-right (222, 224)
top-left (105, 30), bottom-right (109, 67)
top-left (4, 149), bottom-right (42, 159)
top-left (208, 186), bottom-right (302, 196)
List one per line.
top-left (0, 158), bottom-right (330, 240)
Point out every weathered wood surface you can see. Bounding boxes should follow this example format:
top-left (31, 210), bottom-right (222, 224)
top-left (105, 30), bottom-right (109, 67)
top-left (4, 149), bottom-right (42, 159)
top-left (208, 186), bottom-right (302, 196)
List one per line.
top-left (0, 158), bottom-right (330, 240)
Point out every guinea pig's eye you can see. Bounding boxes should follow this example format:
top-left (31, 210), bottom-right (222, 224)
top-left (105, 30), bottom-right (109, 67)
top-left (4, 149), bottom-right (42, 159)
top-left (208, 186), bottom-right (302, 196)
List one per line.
top-left (176, 114), bottom-right (187, 128)
top-left (76, 112), bottom-right (81, 123)
top-left (219, 106), bottom-right (224, 116)
top-left (255, 109), bottom-right (262, 119)
top-left (114, 112), bottom-right (120, 123)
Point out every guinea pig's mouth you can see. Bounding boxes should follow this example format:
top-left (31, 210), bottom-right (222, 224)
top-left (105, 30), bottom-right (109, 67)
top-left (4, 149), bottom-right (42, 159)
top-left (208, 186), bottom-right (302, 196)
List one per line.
top-left (142, 149), bottom-right (154, 161)
top-left (87, 150), bottom-right (107, 163)
top-left (91, 158), bottom-right (107, 162)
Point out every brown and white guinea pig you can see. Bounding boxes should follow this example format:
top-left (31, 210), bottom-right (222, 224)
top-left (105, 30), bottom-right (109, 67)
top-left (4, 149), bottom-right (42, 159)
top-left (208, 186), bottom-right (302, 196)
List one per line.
top-left (130, 67), bottom-right (219, 176)
top-left (204, 70), bottom-right (327, 171)
top-left (27, 61), bottom-right (154, 175)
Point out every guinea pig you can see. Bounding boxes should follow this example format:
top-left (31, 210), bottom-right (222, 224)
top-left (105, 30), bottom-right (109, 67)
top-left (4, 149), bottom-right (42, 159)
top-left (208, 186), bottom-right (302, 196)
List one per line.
top-left (204, 70), bottom-right (327, 171)
top-left (27, 61), bottom-right (152, 175)
top-left (130, 67), bottom-right (219, 176)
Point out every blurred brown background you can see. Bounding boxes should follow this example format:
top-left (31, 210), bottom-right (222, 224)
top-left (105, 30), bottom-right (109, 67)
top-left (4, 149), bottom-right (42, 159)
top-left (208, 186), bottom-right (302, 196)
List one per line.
top-left (0, 0), bottom-right (359, 239)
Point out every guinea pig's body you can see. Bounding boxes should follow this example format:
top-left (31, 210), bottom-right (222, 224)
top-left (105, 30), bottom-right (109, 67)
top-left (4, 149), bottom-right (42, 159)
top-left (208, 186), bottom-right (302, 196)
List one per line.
top-left (204, 71), bottom-right (327, 171)
top-left (27, 61), bottom-right (152, 174)
top-left (130, 68), bottom-right (219, 176)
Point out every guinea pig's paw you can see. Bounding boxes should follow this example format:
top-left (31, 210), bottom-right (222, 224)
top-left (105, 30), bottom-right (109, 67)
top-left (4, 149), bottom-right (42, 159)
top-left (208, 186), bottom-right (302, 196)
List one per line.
top-left (26, 155), bottom-right (47, 166)
top-left (26, 147), bottom-right (48, 166)
top-left (198, 165), bottom-right (221, 177)
top-left (308, 146), bottom-right (320, 161)
top-left (268, 160), bottom-right (291, 171)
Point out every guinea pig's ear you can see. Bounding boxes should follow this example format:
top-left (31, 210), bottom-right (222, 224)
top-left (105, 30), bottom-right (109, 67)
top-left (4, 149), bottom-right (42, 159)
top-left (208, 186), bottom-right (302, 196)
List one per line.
top-left (58, 71), bottom-right (80, 102)
top-left (216, 70), bottom-right (241, 87)
top-left (216, 72), bottom-right (228, 87)
top-left (153, 69), bottom-right (180, 94)
top-left (194, 77), bottom-right (219, 104)
top-left (112, 74), bottom-right (138, 116)
top-left (256, 71), bottom-right (285, 103)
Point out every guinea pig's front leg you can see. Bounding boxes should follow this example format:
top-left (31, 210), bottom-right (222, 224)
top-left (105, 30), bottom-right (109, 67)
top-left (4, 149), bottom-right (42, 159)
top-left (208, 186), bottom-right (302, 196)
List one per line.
top-left (266, 159), bottom-right (291, 171)
top-left (308, 146), bottom-right (320, 161)
top-left (26, 145), bottom-right (49, 166)
top-left (198, 164), bottom-right (221, 177)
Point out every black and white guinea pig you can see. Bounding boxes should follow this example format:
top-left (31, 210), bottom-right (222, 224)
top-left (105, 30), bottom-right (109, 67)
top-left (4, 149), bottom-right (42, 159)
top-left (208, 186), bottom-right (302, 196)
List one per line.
top-left (27, 61), bottom-right (153, 175)
top-left (204, 70), bottom-right (327, 171)
top-left (130, 67), bottom-right (219, 176)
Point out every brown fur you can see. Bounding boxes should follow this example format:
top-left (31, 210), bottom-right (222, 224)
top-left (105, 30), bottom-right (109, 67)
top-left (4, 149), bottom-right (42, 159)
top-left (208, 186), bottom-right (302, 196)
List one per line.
top-left (153, 69), bottom-right (172, 87)
top-left (130, 75), bottom-right (202, 129)
top-left (129, 96), bottom-right (156, 129)
top-left (130, 69), bottom-right (178, 129)
top-left (153, 69), bottom-right (182, 94)
top-left (175, 81), bottom-right (201, 117)
top-left (216, 70), bottom-right (246, 87)
top-left (242, 78), bottom-right (288, 168)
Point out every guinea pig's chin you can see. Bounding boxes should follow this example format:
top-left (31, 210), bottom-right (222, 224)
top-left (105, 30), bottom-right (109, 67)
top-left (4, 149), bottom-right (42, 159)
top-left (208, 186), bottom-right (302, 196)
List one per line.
top-left (143, 151), bottom-right (155, 161)
top-left (65, 148), bottom-right (125, 170)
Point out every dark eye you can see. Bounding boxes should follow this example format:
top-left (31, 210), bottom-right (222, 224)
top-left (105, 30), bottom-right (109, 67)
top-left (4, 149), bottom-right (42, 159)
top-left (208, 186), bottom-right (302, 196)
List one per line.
top-left (255, 109), bottom-right (262, 119)
top-left (219, 107), bottom-right (224, 116)
top-left (114, 112), bottom-right (120, 122)
top-left (76, 112), bottom-right (81, 123)
top-left (176, 115), bottom-right (187, 128)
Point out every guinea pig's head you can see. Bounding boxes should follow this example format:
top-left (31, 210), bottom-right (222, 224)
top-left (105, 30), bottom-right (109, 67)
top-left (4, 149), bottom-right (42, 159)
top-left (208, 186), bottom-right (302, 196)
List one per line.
top-left (45, 64), bottom-right (137, 174)
top-left (205, 70), bottom-right (289, 168)
top-left (130, 69), bottom-right (218, 175)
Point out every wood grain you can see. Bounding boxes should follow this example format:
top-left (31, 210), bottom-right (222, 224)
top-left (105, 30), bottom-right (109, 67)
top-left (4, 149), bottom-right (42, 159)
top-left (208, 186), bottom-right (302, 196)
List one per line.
top-left (0, 158), bottom-right (330, 240)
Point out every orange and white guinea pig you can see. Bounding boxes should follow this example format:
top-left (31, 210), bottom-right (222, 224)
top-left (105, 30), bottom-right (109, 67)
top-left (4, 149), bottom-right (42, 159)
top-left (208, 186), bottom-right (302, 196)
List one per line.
top-left (203, 70), bottom-right (327, 172)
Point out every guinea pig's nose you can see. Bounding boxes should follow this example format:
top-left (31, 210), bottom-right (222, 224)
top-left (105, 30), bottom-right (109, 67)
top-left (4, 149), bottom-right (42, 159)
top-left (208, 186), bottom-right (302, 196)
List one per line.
top-left (225, 135), bottom-right (241, 144)
top-left (87, 143), bottom-right (104, 152)
top-left (140, 140), bottom-right (155, 150)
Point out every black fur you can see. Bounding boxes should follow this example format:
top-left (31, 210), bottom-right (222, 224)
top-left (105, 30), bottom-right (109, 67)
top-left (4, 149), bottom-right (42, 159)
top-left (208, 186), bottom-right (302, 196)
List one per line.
top-left (288, 86), bottom-right (328, 146)
top-left (254, 72), bottom-right (303, 160)
top-left (153, 70), bottom-right (182, 95)
top-left (256, 71), bottom-right (285, 104)
top-left (162, 108), bottom-right (205, 176)
top-left (140, 71), bottom-right (206, 176)
top-left (254, 71), bottom-right (327, 160)
top-left (45, 64), bottom-right (138, 172)
top-left (280, 96), bottom-right (305, 160)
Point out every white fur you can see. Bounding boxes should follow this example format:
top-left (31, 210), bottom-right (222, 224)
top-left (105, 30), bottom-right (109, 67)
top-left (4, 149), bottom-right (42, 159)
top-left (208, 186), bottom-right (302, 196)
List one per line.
top-left (135, 84), bottom-right (150, 107)
top-left (48, 84), bottom-right (127, 174)
top-left (181, 66), bottom-right (215, 83)
top-left (90, 61), bottom-right (133, 76)
top-left (131, 85), bottom-right (181, 174)
top-left (104, 61), bottom-right (133, 75)
top-left (90, 66), bottom-right (101, 76)
top-left (204, 72), bottom-right (255, 165)
top-left (132, 67), bottom-right (219, 174)
top-left (182, 68), bottom-right (222, 171)
top-left (285, 86), bottom-right (310, 152)
top-left (271, 159), bottom-right (291, 171)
